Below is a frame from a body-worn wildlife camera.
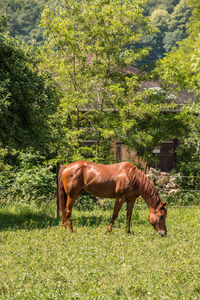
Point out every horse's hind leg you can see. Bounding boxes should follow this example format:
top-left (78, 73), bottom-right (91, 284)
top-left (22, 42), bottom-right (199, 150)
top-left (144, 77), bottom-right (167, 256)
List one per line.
top-left (61, 211), bottom-right (67, 229)
top-left (65, 195), bottom-right (76, 233)
top-left (107, 196), bottom-right (125, 232)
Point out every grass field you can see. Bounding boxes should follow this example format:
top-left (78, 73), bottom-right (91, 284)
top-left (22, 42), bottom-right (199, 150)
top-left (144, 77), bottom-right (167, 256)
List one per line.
top-left (0, 202), bottom-right (200, 299)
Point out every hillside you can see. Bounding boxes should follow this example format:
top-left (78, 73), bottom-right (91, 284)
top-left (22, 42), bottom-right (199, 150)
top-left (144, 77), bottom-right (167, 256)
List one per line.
top-left (142, 0), bottom-right (192, 67)
top-left (0, 0), bottom-right (62, 44)
top-left (0, 0), bottom-right (192, 65)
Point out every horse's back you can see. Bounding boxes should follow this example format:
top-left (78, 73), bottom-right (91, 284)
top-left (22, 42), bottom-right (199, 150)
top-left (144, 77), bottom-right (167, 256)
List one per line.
top-left (61, 161), bottom-right (136, 198)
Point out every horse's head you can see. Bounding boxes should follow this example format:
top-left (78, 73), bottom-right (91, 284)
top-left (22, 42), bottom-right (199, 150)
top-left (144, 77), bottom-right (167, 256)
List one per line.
top-left (149, 202), bottom-right (167, 236)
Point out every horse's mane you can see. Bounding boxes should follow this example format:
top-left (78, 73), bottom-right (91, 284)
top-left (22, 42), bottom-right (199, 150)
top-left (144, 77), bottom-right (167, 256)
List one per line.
top-left (124, 163), bottom-right (161, 209)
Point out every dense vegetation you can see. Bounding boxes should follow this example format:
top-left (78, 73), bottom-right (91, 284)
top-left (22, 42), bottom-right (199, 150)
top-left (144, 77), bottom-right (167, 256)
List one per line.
top-left (0, 0), bottom-right (192, 66)
top-left (0, 34), bottom-right (59, 153)
top-left (140, 0), bottom-right (192, 67)
top-left (0, 2), bottom-right (200, 297)
top-left (0, 0), bottom-right (200, 206)
top-left (0, 0), bottom-right (61, 44)
top-left (155, 0), bottom-right (200, 189)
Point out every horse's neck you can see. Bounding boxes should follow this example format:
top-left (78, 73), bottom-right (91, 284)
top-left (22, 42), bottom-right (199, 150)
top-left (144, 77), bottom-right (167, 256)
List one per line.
top-left (142, 193), bottom-right (161, 210)
top-left (137, 177), bottom-right (161, 210)
top-left (129, 165), bottom-right (161, 210)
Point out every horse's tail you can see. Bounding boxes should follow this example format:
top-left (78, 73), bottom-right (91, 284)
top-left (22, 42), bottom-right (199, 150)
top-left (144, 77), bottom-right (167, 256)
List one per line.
top-left (58, 165), bottom-right (67, 217)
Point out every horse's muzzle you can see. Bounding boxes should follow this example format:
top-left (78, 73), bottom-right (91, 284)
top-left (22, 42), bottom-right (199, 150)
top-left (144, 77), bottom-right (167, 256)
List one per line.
top-left (159, 231), bottom-right (167, 237)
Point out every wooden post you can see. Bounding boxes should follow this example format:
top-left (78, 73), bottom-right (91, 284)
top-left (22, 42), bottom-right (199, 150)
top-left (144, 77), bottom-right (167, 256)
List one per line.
top-left (56, 162), bottom-right (60, 220)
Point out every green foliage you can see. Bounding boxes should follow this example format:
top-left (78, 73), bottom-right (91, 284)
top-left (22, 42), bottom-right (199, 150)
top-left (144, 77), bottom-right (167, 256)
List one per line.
top-left (176, 113), bottom-right (200, 191)
top-left (163, 28), bottom-right (186, 53)
top-left (40, 0), bottom-right (156, 163)
top-left (156, 0), bottom-right (200, 96)
top-left (155, 2), bottom-right (200, 178)
top-left (0, 0), bottom-right (62, 44)
top-left (40, 0), bottom-right (186, 164)
top-left (0, 150), bottom-right (56, 205)
top-left (112, 82), bottom-right (186, 163)
top-left (161, 191), bottom-right (200, 206)
top-left (0, 14), bottom-right (8, 32)
top-left (146, 0), bottom-right (180, 14)
top-left (0, 30), bottom-right (60, 153)
top-left (0, 142), bottom-right (14, 172)
top-left (74, 191), bottom-right (99, 211)
top-left (0, 0), bottom-right (196, 178)
top-left (0, 0), bottom-right (192, 68)
top-left (138, 0), bottom-right (192, 69)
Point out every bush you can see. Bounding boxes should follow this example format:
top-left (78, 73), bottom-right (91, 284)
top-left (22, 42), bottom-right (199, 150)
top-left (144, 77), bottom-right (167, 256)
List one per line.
top-left (176, 161), bottom-right (200, 190)
top-left (0, 166), bottom-right (56, 205)
top-left (0, 150), bottom-right (56, 205)
top-left (161, 191), bottom-right (200, 206)
top-left (0, 150), bottom-right (101, 209)
top-left (74, 191), bottom-right (100, 211)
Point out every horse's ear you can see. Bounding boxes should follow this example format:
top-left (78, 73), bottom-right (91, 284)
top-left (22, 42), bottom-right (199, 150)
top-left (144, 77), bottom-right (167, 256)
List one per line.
top-left (158, 202), bottom-right (167, 210)
top-left (162, 202), bottom-right (167, 208)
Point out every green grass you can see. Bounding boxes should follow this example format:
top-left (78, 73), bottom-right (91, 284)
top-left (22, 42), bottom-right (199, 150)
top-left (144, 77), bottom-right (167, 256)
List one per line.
top-left (0, 203), bottom-right (200, 299)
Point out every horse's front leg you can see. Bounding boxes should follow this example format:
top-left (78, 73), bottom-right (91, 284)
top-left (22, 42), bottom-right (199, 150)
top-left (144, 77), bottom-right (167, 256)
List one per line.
top-left (126, 200), bottom-right (135, 234)
top-left (107, 196), bottom-right (125, 232)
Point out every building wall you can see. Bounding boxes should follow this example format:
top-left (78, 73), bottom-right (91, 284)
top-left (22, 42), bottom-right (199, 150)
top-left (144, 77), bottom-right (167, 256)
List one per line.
top-left (115, 140), bottom-right (179, 172)
top-left (114, 142), bottom-right (148, 171)
top-left (85, 139), bottom-right (178, 172)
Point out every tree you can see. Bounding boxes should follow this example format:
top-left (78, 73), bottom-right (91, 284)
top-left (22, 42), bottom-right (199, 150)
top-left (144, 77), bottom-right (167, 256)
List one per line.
top-left (156, 0), bottom-right (200, 95)
top-left (40, 0), bottom-right (184, 165)
top-left (155, 0), bottom-right (200, 177)
top-left (0, 20), bottom-right (60, 155)
top-left (0, 0), bottom-right (62, 45)
top-left (146, 0), bottom-right (180, 14)
top-left (137, 0), bottom-right (192, 69)
top-left (40, 0), bottom-right (153, 163)
top-left (164, 0), bottom-right (191, 52)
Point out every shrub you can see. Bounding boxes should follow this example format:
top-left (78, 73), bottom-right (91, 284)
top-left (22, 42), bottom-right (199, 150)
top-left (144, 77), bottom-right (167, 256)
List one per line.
top-left (161, 191), bottom-right (200, 206)
top-left (0, 150), bottom-right (56, 205)
top-left (0, 166), bottom-right (56, 205)
top-left (74, 191), bottom-right (100, 211)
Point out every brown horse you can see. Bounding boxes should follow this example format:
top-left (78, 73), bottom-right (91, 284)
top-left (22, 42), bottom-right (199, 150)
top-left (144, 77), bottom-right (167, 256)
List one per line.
top-left (58, 161), bottom-right (167, 236)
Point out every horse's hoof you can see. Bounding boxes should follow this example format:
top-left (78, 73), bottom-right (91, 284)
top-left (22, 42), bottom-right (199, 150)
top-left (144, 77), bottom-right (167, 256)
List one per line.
top-left (127, 231), bottom-right (134, 235)
top-left (106, 228), bottom-right (112, 234)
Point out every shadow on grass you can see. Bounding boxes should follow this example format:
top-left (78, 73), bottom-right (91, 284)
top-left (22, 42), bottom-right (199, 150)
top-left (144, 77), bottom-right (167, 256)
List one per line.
top-left (0, 211), bottom-right (59, 231)
top-left (73, 212), bottom-right (146, 228)
top-left (0, 212), bottom-right (111, 231)
top-left (0, 207), bottom-right (146, 231)
top-left (74, 215), bottom-right (110, 227)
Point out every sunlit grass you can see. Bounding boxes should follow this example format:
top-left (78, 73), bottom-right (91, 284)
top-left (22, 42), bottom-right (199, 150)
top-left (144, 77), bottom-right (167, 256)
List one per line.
top-left (0, 203), bottom-right (199, 299)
